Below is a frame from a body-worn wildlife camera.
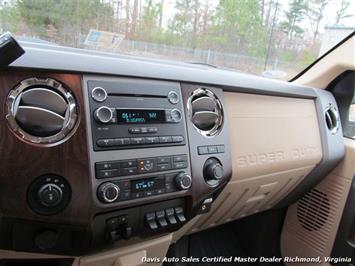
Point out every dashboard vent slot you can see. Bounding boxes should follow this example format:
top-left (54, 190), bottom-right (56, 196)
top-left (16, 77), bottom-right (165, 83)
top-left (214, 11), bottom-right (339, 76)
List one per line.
top-left (296, 189), bottom-right (330, 232)
top-left (188, 88), bottom-right (223, 136)
top-left (324, 106), bottom-right (339, 134)
top-left (6, 77), bottom-right (78, 146)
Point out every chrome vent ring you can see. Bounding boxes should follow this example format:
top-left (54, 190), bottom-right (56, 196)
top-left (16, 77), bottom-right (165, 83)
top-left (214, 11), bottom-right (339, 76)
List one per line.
top-left (325, 105), bottom-right (339, 135)
top-left (188, 88), bottom-right (223, 136)
top-left (6, 77), bottom-right (78, 146)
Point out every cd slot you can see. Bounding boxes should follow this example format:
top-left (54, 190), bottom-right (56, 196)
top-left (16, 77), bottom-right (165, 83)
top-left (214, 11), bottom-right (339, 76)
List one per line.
top-left (108, 93), bottom-right (166, 99)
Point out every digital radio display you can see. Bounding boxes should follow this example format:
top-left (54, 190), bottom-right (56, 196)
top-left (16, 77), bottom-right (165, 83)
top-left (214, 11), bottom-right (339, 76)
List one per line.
top-left (117, 109), bottom-right (166, 124)
top-left (131, 178), bottom-right (165, 192)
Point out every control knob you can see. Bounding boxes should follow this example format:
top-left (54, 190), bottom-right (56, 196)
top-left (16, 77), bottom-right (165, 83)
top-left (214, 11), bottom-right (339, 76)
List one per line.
top-left (94, 106), bottom-right (113, 124)
top-left (98, 182), bottom-right (120, 203)
top-left (37, 183), bottom-right (63, 207)
top-left (170, 109), bottom-right (182, 123)
top-left (175, 172), bottom-right (192, 190)
top-left (203, 158), bottom-right (224, 187)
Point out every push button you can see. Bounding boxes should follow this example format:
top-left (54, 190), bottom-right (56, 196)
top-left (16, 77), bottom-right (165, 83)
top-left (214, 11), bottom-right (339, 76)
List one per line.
top-left (172, 135), bottom-right (184, 143)
top-left (217, 145), bottom-right (225, 153)
top-left (132, 192), bottom-right (143, 199)
top-left (131, 137), bottom-right (145, 145)
top-left (112, 138), bottom-right (130, 146)
top-left (165, 182), bottom-right (175, 192)
top-left (157, 164), bottom-right (171, 171)
top-left (97, 169), bottom-right (120, 179)
top-left (138, 159), bottom-right (156, 173)
top-left (156, 210), bottom-right (168, 227)
top-left (120, 160), bottom-right (137, 168)
top-left (97, 139), bottom-right (114, 147)
top-left (96, 162), bottom-right (119, 170)
top-left (145, 213), bottom-right (158, 230)
top-left (121, 191), bottom-right (131, 200)
top-left (145, 137), bottom-right (159, 144)
top-left (122, 167), bottom-right (137, 176)
top-left (157, 157), bottom-right (171, 164)
top-left (208, 145), bottom-right (218, 154)
top-left (198, 146), bottom-right (209, 155)
top-left (129, 127), bottom-right (141, 134)
top-left (173, 161), bottom-right (188, 169)
top-left (144, 191), bottom-right (154, 197)
top-left (173, 154), bottom-right (188, 162)
top-left (175, 207), bottom-right (186, 223)
top-left (165, 208), bottom-right (177, 225)
top-left (159, 136), bottom-right (172, 143)
top-left (140, 127), bottom-right (148, 134)
top-left (91, 87), bottom-right (107, 102)
top-left (147, 127), bottom-right (158, 133)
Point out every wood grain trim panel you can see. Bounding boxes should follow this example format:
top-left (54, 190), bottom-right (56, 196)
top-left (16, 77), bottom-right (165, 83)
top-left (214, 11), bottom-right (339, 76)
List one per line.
top-left (0, 71), bottom-right (92, 226)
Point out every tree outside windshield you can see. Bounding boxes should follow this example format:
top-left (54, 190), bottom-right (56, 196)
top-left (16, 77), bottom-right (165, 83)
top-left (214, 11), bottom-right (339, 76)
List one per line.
top-left (0, 0), bottom-right (354, 80)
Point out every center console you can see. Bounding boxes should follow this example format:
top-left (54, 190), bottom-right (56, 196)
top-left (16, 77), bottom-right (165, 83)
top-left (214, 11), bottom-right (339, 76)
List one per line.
top-left (84, 76), bottom-right (232, 251)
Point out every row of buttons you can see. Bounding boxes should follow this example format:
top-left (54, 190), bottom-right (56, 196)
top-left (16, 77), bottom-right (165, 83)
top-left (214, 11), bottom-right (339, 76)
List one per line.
top-left (96, 155), bottom-right (188, 179)
top-left (198, 145), bottom-right (225, 155)
top-left (97, 135), bottom-right (184, 148)
top-left (128, 127), bottom-right (158, 134)
top-left (145, 207), bottom-right (186, 230)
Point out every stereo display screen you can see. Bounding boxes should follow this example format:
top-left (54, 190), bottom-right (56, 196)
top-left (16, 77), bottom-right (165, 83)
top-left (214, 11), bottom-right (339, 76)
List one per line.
top-left (117, 109), bottom-right (166, 124)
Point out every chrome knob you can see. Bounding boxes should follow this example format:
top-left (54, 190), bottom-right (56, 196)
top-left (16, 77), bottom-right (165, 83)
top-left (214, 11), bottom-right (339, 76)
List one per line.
top-left (170, 109), bottom-right (182, 123)
top-left (175, 173), bottom-right (192, 190)
top-left (98, 183), bottom-right (120, 203)
top-left (91, 87), bottom-right (108, 102)
top-left (94, 106), bottom-right (113, 124)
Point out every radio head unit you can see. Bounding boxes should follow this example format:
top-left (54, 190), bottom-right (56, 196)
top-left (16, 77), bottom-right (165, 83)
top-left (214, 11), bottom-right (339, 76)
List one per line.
top-left (87, 79), bottom-right (187, 151)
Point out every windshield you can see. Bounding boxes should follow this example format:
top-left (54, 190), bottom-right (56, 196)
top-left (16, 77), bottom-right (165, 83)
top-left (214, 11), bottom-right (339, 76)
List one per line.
top-left (0, 0), bottom-right (354, 80)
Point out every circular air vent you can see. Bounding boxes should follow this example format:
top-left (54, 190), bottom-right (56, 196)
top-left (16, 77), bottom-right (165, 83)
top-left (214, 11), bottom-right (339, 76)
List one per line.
top-left (296, 189), bottom-right (330, 232)
top-left (188, 88), bottom-right (223, 136)
top-left (6, 77), bottom-right (78, 146)
top-left (325, 105), bottom-right (339, 134)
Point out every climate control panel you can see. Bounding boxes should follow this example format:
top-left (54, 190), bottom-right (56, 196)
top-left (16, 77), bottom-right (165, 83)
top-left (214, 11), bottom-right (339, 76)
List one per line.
top-left (95, 154), bottom-right (189, 179)
top-left (97, 171), bottom-right (191, 204)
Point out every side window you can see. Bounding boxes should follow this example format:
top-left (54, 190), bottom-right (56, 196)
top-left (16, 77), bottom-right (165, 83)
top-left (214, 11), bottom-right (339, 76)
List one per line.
top-left (329, 71), bottom-right (355, 139)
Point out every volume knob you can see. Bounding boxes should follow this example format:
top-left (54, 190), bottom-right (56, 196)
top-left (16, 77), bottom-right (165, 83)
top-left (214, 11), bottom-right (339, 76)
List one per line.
top-left (98, 183), bottom-right (120, 203)
top-left (94, 106), bottom-right (113, 124)
top-left (175, 173), bottom-right (192, 190)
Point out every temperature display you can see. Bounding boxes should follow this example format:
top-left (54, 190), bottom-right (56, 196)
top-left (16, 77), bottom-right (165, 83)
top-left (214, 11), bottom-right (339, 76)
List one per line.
top-left (117, 109), bottom-right (166, 124)
top-left (131, 178), bottom-right (165, 192)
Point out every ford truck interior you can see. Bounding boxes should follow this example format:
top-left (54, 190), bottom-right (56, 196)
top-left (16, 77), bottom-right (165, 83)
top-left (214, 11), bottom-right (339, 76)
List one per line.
top-left (0, 1), bottom-right (355, 265)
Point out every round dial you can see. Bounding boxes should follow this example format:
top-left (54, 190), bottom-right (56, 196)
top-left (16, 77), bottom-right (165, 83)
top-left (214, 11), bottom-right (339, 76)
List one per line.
top-left (27, 174), bottom-right (71, 215)
top-left (170, 109), bottom-right (182, 123)
top-left (203, 158), bottom-right (224, 187)
top-left (175, 172), bottom-right (192, 190)
top-left (91, 87), bottom-right (108, 102)
top-left (37, 183), bottom-right (63, 207)
top-left (98, 182), bottom-right (120, 203)
top-left (94, 106), bottom-right (113, 124)
top-left (168, 91), bottom-right (179, 104)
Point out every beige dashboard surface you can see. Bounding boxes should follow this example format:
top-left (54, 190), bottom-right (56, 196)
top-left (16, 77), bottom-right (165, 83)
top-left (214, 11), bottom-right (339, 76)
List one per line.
top-left (175, 92), bottom-right (323, 237)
